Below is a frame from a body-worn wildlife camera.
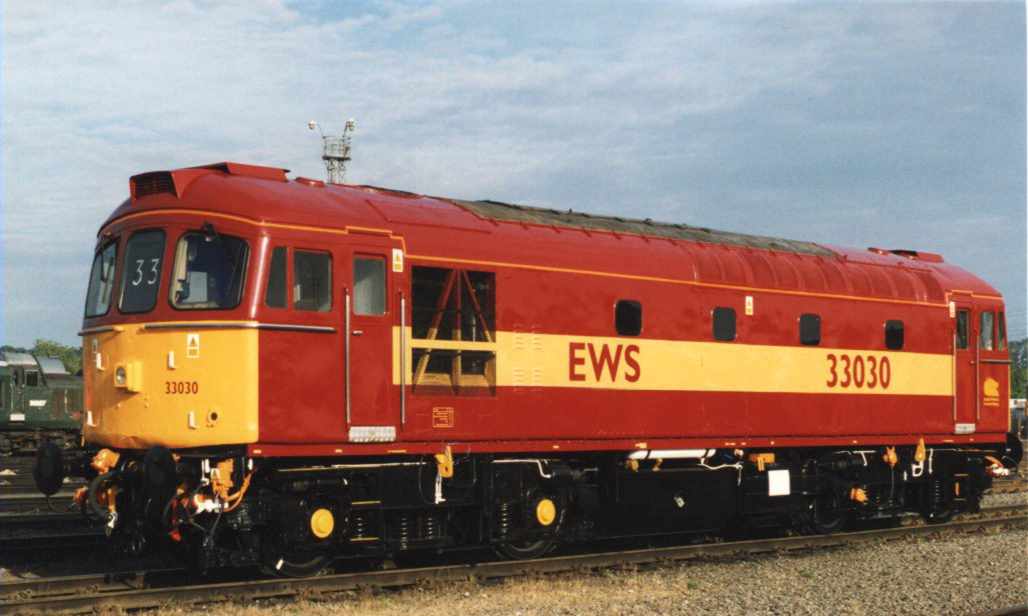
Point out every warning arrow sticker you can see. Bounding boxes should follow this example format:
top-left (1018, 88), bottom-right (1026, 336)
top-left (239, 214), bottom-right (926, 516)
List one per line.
top-left (186, 333), bottom-right (201, 359)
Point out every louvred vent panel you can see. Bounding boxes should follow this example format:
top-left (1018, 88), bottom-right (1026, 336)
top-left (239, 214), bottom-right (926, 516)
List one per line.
top-left (132, 172), bottom-right (176, 198)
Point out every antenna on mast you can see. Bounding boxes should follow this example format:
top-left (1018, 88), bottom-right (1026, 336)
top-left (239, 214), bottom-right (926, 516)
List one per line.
top-left (308, 118), bottom-right (356, 184)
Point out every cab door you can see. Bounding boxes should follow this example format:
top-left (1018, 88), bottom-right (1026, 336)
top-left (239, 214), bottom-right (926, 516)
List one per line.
top-left (976, 307), bottom-right (1009, 432)
top-left (953, 299), bottom-right (977, 433)
top-left (343, 240), bottom-right (405, 442)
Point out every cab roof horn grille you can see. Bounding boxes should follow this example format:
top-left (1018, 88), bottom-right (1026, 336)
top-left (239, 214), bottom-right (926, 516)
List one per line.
top-left (129, 162), bottom-right (290, 203)
top-left (131, 171), bottom-right (176, 199)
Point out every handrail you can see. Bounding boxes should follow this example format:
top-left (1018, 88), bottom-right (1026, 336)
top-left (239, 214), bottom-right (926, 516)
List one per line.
top-left (345, 288), bottom-right (351, 425)
top-left (400, 293), bottom-right (407, 425)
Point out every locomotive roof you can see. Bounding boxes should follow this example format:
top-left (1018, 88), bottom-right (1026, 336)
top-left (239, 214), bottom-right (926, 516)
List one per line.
top-left (447, 199), bottom-right (833, 257)
top-left (36, 357), bottom-right (69, 375)
top-left (101, 162), bottom-right (1002, 303)
top-left (0, 351), bottom-right (68, 374)
top-left (117, 163), bottom-right (829, 257)
top-left (0, 351), bottom-right (37, 367)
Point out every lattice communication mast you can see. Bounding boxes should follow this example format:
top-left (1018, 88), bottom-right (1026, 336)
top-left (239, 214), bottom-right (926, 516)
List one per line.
top-left (308, 118), bottom-right (356, 184)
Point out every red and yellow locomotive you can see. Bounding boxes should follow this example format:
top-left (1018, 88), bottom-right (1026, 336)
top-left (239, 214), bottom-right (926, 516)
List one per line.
top-left (36, 162), bottom-right (1021, 573)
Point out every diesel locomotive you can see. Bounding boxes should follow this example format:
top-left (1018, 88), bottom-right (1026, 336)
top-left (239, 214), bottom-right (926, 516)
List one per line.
top-left (35, 162), bottom-right (1022, 574)
top-left (0, 350), bottom-right (82, 455)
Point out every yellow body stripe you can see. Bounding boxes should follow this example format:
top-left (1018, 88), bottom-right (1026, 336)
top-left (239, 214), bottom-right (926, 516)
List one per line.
top-left (394, 328), bottom-right (953, 396)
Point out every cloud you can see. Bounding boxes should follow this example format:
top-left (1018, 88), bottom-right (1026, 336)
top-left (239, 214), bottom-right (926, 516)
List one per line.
top-left (2, 1), bottom-right (1025, 344)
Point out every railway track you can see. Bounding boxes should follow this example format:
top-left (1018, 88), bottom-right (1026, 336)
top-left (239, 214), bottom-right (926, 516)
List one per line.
top-left (0, 511), bottom-right (101, 553)
top-left (3, 504), bottom-right (1025, 615)
top-left (989, 478), bottom-right (1028, 494)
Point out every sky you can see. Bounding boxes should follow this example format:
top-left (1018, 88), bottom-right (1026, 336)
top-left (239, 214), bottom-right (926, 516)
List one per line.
top-left (1, 1), bottom-right (1025, 347)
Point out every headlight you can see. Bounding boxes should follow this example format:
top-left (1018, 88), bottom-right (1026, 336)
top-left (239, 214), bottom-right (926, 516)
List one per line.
top-left (115, 366), bottom-right (127, 387)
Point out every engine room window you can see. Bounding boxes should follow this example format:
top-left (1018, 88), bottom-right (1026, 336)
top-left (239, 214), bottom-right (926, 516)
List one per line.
top-left (713, 307), bottom-right (736, 341)
top-left (264, 247), bottom-right (287, 308)
top-left (799, 313), bottom-right (821, 345)
top-left (170, 232), bottom-right (249, 310)
top-left (120, 230), bottom-right (165, 314)
top-left (354, 257), bottom-right (387, 316)
top-left (979, 311), bottom-right (995, 351)
top-left (615, 300), bottom-right (642, 336)
top-left (884, 320), bottom-right (904, 350)
top-left (294, 250), bottom-right (332, 311)
top-left (25, 370), bottom-right (39, 387)
top-left (411, 266), bottom-right (496, 396)
top-left (998, 312), bottom-right (1007, 351)
top-left (956, 310), bottom-right (969, 349)
top-left (85, 241), bottom-right (117, 317)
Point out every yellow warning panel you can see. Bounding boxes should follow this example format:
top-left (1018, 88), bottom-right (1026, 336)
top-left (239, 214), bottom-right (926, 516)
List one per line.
top-left (82, 322), bottom-right (258, 450)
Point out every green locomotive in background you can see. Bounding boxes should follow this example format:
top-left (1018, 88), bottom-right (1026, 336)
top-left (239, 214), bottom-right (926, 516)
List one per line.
top-left (0, 350), bottom-right (82, 455)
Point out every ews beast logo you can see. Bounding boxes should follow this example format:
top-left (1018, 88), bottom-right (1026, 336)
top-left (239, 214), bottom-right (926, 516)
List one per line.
top-left (568, 342), bottom-right (641, 383)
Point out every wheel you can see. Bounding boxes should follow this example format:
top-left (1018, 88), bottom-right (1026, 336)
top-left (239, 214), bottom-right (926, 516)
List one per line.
top-left (493, 494), bottom-right (563, 560)
top-left (495, 538), bottom-right (557, 560)
top-left (261, 550), bottom-right (331, 577)
top-left (807, 491), bottom-right (847, 534)
top-left (260, 526), bottom-right (332, 577)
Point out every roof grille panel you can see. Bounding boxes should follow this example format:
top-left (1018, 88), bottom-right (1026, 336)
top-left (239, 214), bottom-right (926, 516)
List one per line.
top-left (450, 199), bottom-right (833, 256)
top-left (131, 171), bottom-right (176, 198)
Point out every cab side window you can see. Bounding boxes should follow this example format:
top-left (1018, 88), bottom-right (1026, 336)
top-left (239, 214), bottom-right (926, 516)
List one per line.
top-left (998, 312), bottom-right (1007, 351)
top-left (354, 257), bottom-right (387, 316)
top-left (956, 310), bottom-right (969, 349)
top-left (264, 247), bottom-right (287, 308)
top-left (294, 251), bottom-right (332, 311)
top-left (24, 370), bottom-right (39, 387)
top-left (979, 311), bottom-right (994, 350)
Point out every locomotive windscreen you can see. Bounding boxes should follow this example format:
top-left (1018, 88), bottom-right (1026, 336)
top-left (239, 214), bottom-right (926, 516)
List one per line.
top-left (85, 241), bottom-right (117, 317)
top-left (119, 230), bottom-right (166, 313)
top-left (170, 232), bottom-right (249, 310)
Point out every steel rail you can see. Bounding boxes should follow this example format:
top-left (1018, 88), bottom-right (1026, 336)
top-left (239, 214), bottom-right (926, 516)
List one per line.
top-left (988, 480), bottom-right (1028, 494)
top-left (4, 508), bottom-right (1025, 615)
top-left (0, 570), bottom-right (164, 601)
top-left (0, 512), bottom-right (102, 553)
top-left (970, 606), bottom-right (1028, 616)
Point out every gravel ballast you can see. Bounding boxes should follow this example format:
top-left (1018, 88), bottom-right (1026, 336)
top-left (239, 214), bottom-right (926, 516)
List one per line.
top-left (151, 522), bottom-right (1028, 616)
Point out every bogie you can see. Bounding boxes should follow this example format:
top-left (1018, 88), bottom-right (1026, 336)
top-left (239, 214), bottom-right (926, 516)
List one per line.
top-left (56, 442), bottom-right (1008, 575)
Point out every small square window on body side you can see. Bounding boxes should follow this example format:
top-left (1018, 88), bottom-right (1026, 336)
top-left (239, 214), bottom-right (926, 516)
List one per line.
top-left (713, 307), bottom-right (736, 341)
top-left (885, 320), bottom-right (904, 350)
top-left (799, 313), bottom-right (821, 345)
top-left (615, 300), bottom-right (642, 336)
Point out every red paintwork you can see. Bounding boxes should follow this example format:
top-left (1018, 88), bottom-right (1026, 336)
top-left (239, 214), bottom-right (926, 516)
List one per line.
top-left (84, 162), bottom-right (1011, 457)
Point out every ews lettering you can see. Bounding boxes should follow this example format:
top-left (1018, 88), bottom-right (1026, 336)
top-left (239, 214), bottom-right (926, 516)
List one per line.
top-left (569, 342), bottom-right (640, 383)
